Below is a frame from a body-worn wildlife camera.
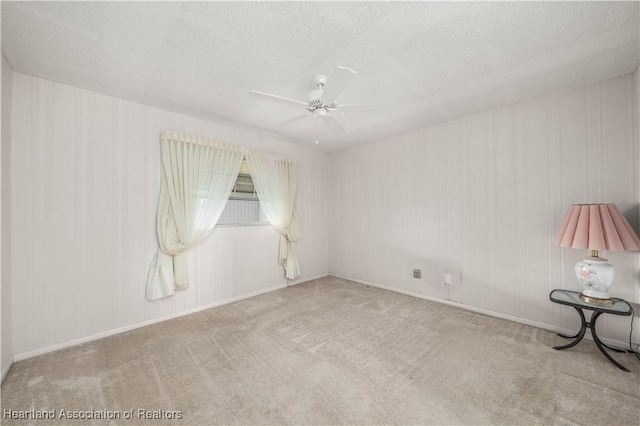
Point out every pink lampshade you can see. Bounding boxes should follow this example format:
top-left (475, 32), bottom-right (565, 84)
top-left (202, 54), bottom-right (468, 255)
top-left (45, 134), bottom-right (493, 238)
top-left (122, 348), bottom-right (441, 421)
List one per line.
top-left (554, 204), bottom-right (640, 251)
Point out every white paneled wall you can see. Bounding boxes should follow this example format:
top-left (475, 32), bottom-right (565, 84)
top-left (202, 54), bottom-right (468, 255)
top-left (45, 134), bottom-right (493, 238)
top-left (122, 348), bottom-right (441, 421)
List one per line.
top-left (329, 73), bottom-right (639, 344)
top-left (1, 53), bottom-right (14, 378)
top-left (10, 73), bottom-right (328, 357)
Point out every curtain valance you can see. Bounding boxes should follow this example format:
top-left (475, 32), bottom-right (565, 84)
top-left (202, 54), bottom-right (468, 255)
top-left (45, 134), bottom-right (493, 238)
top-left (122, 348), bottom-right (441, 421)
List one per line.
top-left (160, 130), bottom-right (248, 152)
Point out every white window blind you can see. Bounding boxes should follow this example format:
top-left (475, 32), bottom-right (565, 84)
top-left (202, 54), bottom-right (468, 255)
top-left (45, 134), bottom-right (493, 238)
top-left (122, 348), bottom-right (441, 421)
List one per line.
top-left (218, 159), bottom-right (268, 225)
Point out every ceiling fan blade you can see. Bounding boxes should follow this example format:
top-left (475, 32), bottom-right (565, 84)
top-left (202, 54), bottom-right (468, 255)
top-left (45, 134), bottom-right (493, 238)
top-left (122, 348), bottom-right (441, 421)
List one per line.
top-left (338, 103), bottom-right (381, 113)
top-left (278, 115), bottom-right (308, 128)
top-left (249, 91), bottom-right (308, 107)
top-left (322, 66), bottom-right (356, 103)
top-left (322, 116), bottom-right (346, 135)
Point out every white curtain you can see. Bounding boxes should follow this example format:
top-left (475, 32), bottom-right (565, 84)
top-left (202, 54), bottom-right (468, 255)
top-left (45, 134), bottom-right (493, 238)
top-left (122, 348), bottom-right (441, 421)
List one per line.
top-left (246, 153), bottom-right (301, 280)
top-left (145, 131), bottom-right (244, 301)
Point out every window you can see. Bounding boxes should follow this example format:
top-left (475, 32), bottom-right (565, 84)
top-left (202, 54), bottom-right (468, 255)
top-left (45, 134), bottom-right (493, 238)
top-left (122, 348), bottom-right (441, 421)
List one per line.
top-left (218, 159), bottom-right (268, 225)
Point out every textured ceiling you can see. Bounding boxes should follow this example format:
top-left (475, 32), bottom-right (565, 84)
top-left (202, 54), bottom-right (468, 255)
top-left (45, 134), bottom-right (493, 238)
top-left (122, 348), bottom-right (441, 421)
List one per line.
top-left (2, 1), bottom-right (639, 152)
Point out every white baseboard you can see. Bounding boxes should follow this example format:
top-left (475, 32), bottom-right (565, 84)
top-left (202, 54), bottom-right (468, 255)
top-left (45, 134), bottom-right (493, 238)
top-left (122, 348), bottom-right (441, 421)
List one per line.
top-left (1, 355), bottom-right (13, 383)
top-left (14, 283), bottom-right (288, 362)
top-left (288, 273), bottom-right (329, 286)
top-left (12, 274), bottom-right (638, 363)
top-left (330, 274), bottom-right (638, 351)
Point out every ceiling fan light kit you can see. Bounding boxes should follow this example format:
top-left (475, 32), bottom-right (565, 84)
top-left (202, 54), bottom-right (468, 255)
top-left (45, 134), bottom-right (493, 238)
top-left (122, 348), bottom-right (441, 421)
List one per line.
top-left (249, 66), bottom-right (363, 144)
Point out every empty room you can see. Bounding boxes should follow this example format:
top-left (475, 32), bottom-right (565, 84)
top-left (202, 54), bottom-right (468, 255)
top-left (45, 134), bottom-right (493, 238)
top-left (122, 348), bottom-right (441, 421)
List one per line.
top-left (1, 1), bottom-right (640, 425)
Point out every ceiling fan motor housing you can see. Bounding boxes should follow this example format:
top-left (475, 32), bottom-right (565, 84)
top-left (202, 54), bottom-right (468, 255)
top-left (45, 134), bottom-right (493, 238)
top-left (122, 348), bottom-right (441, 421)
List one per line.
top-left (306, 98), bottom-right (323, 112)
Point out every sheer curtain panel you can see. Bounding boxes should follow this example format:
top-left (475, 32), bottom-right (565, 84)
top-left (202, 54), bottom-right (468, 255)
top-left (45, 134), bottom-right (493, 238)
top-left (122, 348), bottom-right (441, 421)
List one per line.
top-left (145, 131), bottom-right (244, 301)
top-left (246, 154), bottom-right (301, 280)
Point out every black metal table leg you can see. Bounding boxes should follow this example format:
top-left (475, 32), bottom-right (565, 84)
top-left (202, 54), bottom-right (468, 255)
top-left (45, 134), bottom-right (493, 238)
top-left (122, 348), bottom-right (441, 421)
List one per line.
top-left (553, 306), bottom-right (587, 350)
top-left (598, 340), bottom-right (626, 353)
top-left (590, 312), bottom-right (630, 372)
top-left (557, 330), bottom-right (581, 339)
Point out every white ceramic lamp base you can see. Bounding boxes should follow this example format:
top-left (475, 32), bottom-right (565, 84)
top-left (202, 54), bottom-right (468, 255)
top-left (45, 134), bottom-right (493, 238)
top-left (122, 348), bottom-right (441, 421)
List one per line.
top-left (574, 256), bottom-right (615, 305)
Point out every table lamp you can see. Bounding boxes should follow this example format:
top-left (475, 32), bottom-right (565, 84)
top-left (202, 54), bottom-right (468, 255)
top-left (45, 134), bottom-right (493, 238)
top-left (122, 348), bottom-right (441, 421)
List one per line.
top-left (554, 203), bottom-right (640, 305)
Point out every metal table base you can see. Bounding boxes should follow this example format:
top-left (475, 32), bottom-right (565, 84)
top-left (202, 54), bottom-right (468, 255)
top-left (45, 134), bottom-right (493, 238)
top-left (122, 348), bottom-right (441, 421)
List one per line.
top-left (550, 289), bottom-right (635, 372)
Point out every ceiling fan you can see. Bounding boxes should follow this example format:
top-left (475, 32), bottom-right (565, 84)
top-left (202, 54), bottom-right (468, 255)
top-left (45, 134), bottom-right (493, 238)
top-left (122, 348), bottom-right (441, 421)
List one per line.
top-left (249, 66), bottom-right (369, 143)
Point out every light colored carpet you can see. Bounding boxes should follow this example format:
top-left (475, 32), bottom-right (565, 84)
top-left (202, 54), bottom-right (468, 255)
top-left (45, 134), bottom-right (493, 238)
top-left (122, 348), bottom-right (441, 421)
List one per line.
top-left (2, 276), bottom-right (639, 425)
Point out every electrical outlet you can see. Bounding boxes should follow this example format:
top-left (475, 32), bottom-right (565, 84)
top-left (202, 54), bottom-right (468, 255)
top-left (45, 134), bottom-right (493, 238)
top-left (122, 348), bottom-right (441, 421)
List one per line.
top-left (444, 273), bottom-right (452, 285)
top-left (413, 269), bottom-right (421, 279)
